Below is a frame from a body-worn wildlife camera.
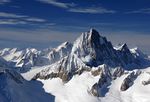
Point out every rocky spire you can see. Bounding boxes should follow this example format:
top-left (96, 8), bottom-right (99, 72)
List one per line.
top-left (70, 28), bottom-right (119, 67)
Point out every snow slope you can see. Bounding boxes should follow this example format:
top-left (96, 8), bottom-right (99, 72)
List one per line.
top-left (0, 68), bottom-right (55, 102)
top-left (38, 72), bottom-right (100, 102)
top-left (21, 66), bottom-right (150, 102)
top-left (22, 67), bottom-right (101, 102)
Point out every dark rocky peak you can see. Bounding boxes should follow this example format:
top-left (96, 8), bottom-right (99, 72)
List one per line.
top-left (120, 43), bottom-right (130, 52)
top-left (88, 28), bottom-right (108, 48)
top-left (115, 43), bottom-right (130, 52)
top-left (88, 28), bottom-right (101, 45)
top-left (72, 29), bottom-right (107, 51)
top-left (71, 28), bottom-right (119, 67)
top-left (72, 28), bottom-right (113, 55)
top-left (120, 71), bottom-right (141, 91)
top-left (117, 43), bottom-right (135, 66)
top-left (89, 28), bottom-right (99, 35)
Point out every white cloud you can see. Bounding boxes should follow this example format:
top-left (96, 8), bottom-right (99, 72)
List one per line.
top-left (24, 17), bottom-right (46, 22)
top-left (0, 19), bottom-right (27, 25)
top-left (126, 8), bottom-right (150, 14)
top-left (0, 12), bottom-right (27, 18)
top-left (0, 0), bottom-right (10, 4)
top-left (37, 0), bottom-right (75, 8)
top-left (0, 12), bottom-right (49, 25)
top-left (68, 7), bottom-right (116, 14)
top-left (36, 0), bottom-right (116, 14)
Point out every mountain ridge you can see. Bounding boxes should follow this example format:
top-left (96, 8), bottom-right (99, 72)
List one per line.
top-left (0, 28), bottom-right (150, 102)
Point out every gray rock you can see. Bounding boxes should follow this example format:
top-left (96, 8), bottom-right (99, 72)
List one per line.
top-left (142, 78), bottom-right (150, 85)
top-left (120, 71), bottom-right (141, 91)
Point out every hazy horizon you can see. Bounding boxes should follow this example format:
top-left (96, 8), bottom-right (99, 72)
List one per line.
top-left (0, 0), bottom-right (150, 54)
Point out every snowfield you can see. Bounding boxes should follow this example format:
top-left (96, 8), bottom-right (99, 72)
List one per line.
top-left (38, 72), bottom-right (100, 102)
top-left (21, 67), bottom-right (150, 102)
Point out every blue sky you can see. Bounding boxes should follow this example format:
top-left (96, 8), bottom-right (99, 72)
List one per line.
top-left (0, 0), bottom-right (150, 54)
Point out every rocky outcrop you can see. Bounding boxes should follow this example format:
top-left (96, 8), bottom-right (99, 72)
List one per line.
top-left (32, 65), bottom-right (91, 82)
top-left (90, 66), bottom-right (111, 97)
top-left (120, 71), bottom-right (141, 91)
top-left (32, 71), bottom-right (73, 82)
top-left (112, 67), bottom-right (124, 79)
top-left (91, 68), bottom-right (101, 76)
top-left (90, 83), bottom-right (99, 97)
top-left (142, 78), bottom-right (150, 85)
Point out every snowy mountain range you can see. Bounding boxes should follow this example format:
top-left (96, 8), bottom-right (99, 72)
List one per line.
top-left (0, 29), bottom-right (150, 102)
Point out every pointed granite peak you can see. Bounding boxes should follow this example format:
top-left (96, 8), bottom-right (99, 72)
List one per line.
top-left (60, 41), bottom-right (70, 47)
top-left (88, 28), bottom-right (100, 40)
top-left (115, 43), bottom-right (129, 51)
top-left (89, 28), bottom-right (99, 35)
top-left (120, 43), bottom-right (130, 52)
top-left (53, 41), bottom-right (72, 52)
top-left (72, 28), bottom-right (109, 53)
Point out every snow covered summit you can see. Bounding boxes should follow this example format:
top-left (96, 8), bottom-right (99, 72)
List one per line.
top-left (32, 29), bottom-right (149, 81)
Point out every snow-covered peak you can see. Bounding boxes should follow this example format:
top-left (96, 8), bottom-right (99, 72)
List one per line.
top-left (0, 29), bottom-right (150, 102)
top-left (25, 48), bottom-right (38, 53)
top-left (0, 28), bottom-right (149, 73)
top-left (114, 43), bottom-right (132, 53)
top-left (89, 28), bottom-right (101, 39)
top-left (130, 47), bottom-right (148, 58)
top-left (114, 43), bottom-right (127, 50)
top-left (120, 43), bottom-right (129, 51)
top-left (71, 29), bottom-right (122, 68)
top-left (72, 29), bottom-right (106, 54)
top-left (52, 41), bottom-right (72, 52)
top-left (0, 48), bottom-right (18, 56)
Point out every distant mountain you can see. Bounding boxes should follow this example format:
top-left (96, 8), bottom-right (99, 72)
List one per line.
top-left (0, 42), bottom-right (72, 72)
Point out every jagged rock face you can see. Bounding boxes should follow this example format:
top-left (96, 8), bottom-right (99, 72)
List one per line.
top-left (98, 72), bottom-right (109, 88)
top-left (32, 71), bottom-right (73, 83)
top-left (90, 66), bottom-right (112, 97)
top-left (112, 67), bottom-right (124, 79)
top-left (46, 42), bottom-right (72, 64)
top-left (120, 76), bottom-right (132, 91)
top-left (16, 42), bottom-right (72, 69)
top-left (120, 71), bottom-right (141, 91)
top-left (0, 42), bottom-right (72, 72)
top-left (117, 44), bottom-right (135, 65)
top-left (142, 78), bottom-right (150, 85)
top-left (69, 29), bottom-right (138, 71)
top-left (71, 29), bottom-right (120, 67)
top-left (90, 83), bottom-right (99, 97)
top-left (32, 29), bottom-right (140, 84)
top-left (0, 48), bottom-right (40, 72)
top-left (0, 28), bottom-right (144, 78)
